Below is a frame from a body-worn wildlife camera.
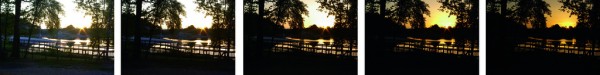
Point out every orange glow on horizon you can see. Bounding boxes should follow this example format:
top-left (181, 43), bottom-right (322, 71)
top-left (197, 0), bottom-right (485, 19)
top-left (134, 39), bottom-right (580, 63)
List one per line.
top-left (423, 0), bottom-right (457, 28)
top-left (180, 0), bottom-right (213, 29)
top-left (301, 0), bottom-right (335, 28)
top-left (559, 21), bottom-right (576, 28)
top-left (545, 0), bottom-right (578, 28)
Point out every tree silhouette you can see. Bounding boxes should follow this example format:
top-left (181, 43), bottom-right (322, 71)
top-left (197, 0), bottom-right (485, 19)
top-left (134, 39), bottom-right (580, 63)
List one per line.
top-left (560, 0), bottom-right (600, 29)
top-left (196, 0), bottom-right (235, 57)
top-left (0, 0), bottom-right (9, 59)
top-left (22, 0), bottom-right (64, 56)
top-left (560, 0), bottom-right (600, 53)
top-left (269, 0), bottom-right (308, 30)
top-left (365, 0), bottom-right (379, 14)
top-left (243, 0), bottom-right (267, 55)
top-left (119, 0), bottom-right (142, 58)
top-left (318, 0), bottom-right (356, 29)
top-left (121, 0), bottom-right (136, 14)
top-left (387, 0), bottom-right (430, 29)
top-left (487, 0), bottom-right (514, 16)
top-left (318, 0), bottom-right (357, 51)
top-left (183, 25), bottom-right (198, 34)
top-left (317, 0), bottom-right (357, 32)
top-left (242, 0), bottom-right (257, 14)
top-left (133, 0), bottom-right (142, 58)
top-left (364, 0), bottom-right (387, 15)
top-left (365, 0), bottom-right (403, 38)
top-left (510, 0), bottom-right (551, 29)
top-left (486, 0), bottom-right (526, 52)
top-left (271, 0), bottom-right (307, 48)
top-left (244, 0), bottom-right (312, 53)
top-left (142, 0), bottom-right (185, 56)
top-left (439, 0), bottom-right (478, 28)
top-left (262, 0), bottom-right (308, 52)
top-left (487, 0), bottom-right (501, 14)
top-left (64, 25), bottom-right (79, 34)
top-left (12, 0), bottom-right (21, 58)
top-left (439, 0), bottom-right (479, 54)
top-left (0, 0), bottom-right (2, 59)
top-left (121, 0), bottom-right (134, 37)
top-left (196, 0), bottom-right (234, 30)
top-left (76, 0), bottom-right (114, 59)
top-left (144, 0), bottom-right (185, 34)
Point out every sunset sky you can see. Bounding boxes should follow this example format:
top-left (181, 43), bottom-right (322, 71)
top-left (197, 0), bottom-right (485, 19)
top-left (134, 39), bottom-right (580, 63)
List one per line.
top-left (301, 0), bottom-right (336, 28)
top-left (423, 0), bottom-right (457, 28)
top-left (261, 0), bottom-right (336, 29)
top-left (143, 0), bottom-right (214, 29)
top-left (31, 0), bottom-right (93, 29)
top-left (544, 0), bottom-right (577, 28)
top-left (419, 0), bottom-right (578, 28)
top-left (503, 0), bottom-right (578, 28)
top-left (42, 0), bottom-right (213, 29)
top-left (179, 0), bottom-right (213, 29)
top-left (38, 0), bottom-right (579, 29)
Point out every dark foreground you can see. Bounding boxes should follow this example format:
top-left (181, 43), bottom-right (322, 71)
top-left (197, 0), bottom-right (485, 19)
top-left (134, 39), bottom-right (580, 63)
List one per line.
top-left (123, 56), bottom-right (234, 75)
top-left (366, 38), bottom-right (479, 75)
top-left (367, 50), bottom-right (478, 75)
top-left (244, 40), bottom-right (357, 75)
top-left (0, 55), bottom-right (113, 75)
top-left (488, 50), bottom-right (600, 75)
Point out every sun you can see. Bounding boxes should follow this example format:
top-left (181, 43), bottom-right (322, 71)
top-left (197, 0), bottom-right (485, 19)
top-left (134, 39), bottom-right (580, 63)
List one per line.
top-left (431, 14), bottom-right (457, 28)
top-left (426, 7), bottom-right (456, 28)
top-left (424, 0), bottom-right (457, 28)
top-left (194, 24), bottom-right (212, 29)
top-left (437, 18), bottom-right (456, 28)
top-left (180, 0), bottom-right (213, 29)
top-left (559, 21), bottom-right (576, 28)
top-left (303, 0), bottom-right (335, 28)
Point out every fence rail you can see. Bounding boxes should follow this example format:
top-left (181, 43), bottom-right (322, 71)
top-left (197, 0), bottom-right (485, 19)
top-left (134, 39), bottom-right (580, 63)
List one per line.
top-left (139, 39), bottom-right (235, 59)
top-left (263, 37), bottom-right (358, 59)
top-left (389, 37), bottom-right (479, 56)
top-left (14, 39), bottom-right (114, 61)
top-left (516, 37), bottom-right (600, 57)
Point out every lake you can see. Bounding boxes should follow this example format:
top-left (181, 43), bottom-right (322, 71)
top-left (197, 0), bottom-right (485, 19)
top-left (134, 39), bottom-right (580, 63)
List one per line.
top-left (269, 37), bottom-right (357, 57)
top-left (516, 37), bottom-right (600, 56)
top-left (146, 38), bottom-right (235, 58)
top-left (26, 37), bottom-right (114, 59)
top-left (393, 37), bottom-right (479, 56)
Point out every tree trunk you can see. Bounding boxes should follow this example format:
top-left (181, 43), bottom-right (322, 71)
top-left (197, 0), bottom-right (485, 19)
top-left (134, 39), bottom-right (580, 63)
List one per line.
top-left (227, 36), bottom-right (231, 57)
top-left (0, 1), bottom-right (4, 59)
top-left (105, 1), bottom-right (113, 60)
top-left (26, 17), bottom-right (37, 58)
top-left (11, 0), bottom-right (21, 58)
top-left (257, 0), bottom-right (264, 54)
top-left (500, 0), bottom-right (507, 16)
top-left (134, 0), bottom-right (142, 59)
top-left (379, 0), bottom-right (386, 15)
top-left (0, 2), bottom-right (8, 60)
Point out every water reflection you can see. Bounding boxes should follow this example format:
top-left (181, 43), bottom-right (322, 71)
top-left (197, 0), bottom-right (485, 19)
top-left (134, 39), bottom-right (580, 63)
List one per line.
top-left (270, 37), bottom-right (357, 57)
top-left (394, 37), bottom-right (479, 56)
top-left (26, 37), bottom-right (114, 59)
top-left (146, 38), bottom-right (235, 58)
top-left (516, 37), bottom-right (600, 56)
